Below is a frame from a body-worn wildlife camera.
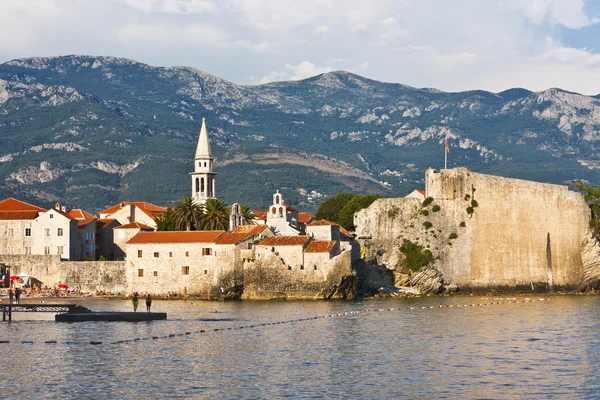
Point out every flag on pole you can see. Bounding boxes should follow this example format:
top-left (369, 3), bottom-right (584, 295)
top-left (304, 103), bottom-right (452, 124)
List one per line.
top-left (445, 138), bottom-right (450, 153)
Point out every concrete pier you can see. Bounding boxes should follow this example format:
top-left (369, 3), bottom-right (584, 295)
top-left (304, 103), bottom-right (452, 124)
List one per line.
top-left (56, 312), bottom-right (167, 322)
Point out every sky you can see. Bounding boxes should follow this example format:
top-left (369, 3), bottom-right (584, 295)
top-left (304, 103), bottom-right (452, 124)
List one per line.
top-left (3, 0), bottom-right (600, 94)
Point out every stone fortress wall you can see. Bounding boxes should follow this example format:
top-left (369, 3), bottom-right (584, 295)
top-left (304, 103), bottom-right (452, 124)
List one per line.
top-left (355, 168), bottom-right (593, 290)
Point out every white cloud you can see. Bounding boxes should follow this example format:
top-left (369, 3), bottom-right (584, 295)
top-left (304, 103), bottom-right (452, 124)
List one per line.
top-left (117, 23), bottom-right (229, 47)
top-left (120, 0), bottom-right (217, 13)
top-left (313, 25), bottom-right (330, 35)
top-left (378, 17), bottom-right (408, 45)
top-left (350, 61), bottom-right (370, 73)
top-left (260, 70), bottom-right (288, 84)
top-left (506, 0), bottom-right (596, 29)
top-left (285, 61), bottom-right (333, 80)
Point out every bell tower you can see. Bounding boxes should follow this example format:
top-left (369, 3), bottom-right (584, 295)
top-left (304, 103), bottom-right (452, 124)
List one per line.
top-left (191, 117), bottom-right (216, 204)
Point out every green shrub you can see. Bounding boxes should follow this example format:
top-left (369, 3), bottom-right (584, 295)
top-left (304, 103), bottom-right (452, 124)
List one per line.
top-left (432, 205), bottom-right (441, 212)
top-left (466, 207), bottom-right (474, 215)
top-left (388, 207), bottom-right (399, 219)
top-left (464, 194), bottom-right (471, 200)
top-left (421, 210), bottom-right (429, 216)
top-left (423, 221), bottom-right (433, 229)
top-left (471, 199), bottom-right (479, 208)
top-left (422, 197), bottom-right (434, 208)
top-left (400, 239), bottom-right (434, 272)
top-left (459, 221), bottom-right (466, 227)
top-left (98, 255), bottom-right (106, 261)
top-left (449, 232), bottom-right (458, 239)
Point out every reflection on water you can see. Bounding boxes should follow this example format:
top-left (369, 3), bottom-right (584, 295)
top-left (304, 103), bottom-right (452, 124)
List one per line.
top-left (1, 296), bottom-right (600, 398)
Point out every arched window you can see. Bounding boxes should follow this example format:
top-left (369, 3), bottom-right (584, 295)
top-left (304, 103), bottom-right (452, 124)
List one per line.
top-left (275, 195), bottom-right (279, 204)
top-left (279, 207), bottom-right (283, 216)
top-left (272, 207), bottom-right (276, 214)
top-left (201, 178), bottom-right (205, 193)
top-left (195, 178), bottom-right (199, 193)
top-left (204, 162), bottom-right (207, 167)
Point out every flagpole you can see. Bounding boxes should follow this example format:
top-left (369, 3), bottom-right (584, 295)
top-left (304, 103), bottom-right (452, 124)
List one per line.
top-left (444, 135), bottom-right (447, 170)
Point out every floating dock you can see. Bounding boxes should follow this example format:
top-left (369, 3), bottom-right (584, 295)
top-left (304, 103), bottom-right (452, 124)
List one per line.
top-left (56, 312), bottom-right (167, 322)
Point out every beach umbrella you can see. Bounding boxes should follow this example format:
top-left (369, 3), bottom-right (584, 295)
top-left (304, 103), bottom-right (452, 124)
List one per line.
top-left (57, 283), bottom-right (68, 289)
top-left (9, 276), bottom-right (19, 281)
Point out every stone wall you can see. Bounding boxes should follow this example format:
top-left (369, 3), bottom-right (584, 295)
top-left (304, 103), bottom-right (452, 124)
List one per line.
top-left (355, 168), bottom-right (592, 291)
top-left (0, 255), bottom-right (127, 293)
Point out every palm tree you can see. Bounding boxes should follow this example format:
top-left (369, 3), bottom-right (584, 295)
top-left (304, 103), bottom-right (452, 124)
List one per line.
top-left (173, 196), bottom-right (204, 231)
top-left (241, 205), bottom-right (257, 225)
top-left (199, 198), bottom-right (229, 230)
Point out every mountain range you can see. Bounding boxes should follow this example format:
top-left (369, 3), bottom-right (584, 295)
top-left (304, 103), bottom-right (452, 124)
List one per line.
top-left (2, 55), bottom-right (600, 213)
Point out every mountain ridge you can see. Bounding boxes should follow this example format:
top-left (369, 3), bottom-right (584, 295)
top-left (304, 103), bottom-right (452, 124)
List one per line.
top-left (2, 55), bottom-right (600, 213)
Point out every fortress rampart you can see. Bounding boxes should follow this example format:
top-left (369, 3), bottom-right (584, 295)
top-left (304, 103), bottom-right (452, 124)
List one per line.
top-left (355, 168), bottom-right (592, 290)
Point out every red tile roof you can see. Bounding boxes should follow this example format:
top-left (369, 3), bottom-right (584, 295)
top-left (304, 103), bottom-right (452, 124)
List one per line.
top-left (307, 219), bottom-right (353, 239)
top-left (99, 202), bottom-right (168, 220)
top-left (252, 210), bottom-right (267, 221)
top-left (307, 219), bottom-right (337, 226)
top-left (67, 209), bottom-right (95, 220)
top-left (298, 212), bottom-right (315, 224)
top-left (0, 211), bottom-right (40, 220)
top-left (0, 198), bottom-right (46, 212)
top-left (258, 236), bottom-right (311, 247)
top-left (127, 231), bottom-right (225, 244)
top-left (50, 208), bottom-right (75, 220)
top-left (234, 225), bottom-right (269, 236)
top-left (305, 240), bottom-right (337, 253)
top-left (96, 219), bottom-right (117, 228)
top-left (77, 218), bottom-right (96, 227)
top-left (417, 190), bottom-right (426, 196)
top-left (213, 225), bottom-right (270, 245)
top-left (114, 222), bottom-right (155, 230)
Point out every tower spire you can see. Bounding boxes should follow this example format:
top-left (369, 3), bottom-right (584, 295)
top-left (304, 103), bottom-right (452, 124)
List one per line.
top-left (191, 117), bottom-right (217, 203)
top-left (195, 117), bottom-right (212, 158)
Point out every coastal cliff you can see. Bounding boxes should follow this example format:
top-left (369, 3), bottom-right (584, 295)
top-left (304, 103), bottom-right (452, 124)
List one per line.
top-left (355, 168), bottom-right (599, 292)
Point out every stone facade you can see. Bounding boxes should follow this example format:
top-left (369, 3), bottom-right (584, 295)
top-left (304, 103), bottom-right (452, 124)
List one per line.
top-left (355, 168), bottom-right (591, 291)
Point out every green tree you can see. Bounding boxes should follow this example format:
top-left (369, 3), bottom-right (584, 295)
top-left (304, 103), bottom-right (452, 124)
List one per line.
top-left (572, 180), bottom-right (600, 239)
top-left (337, 194), bottom-right (383, 230)
top-left (155, 208), bottom-right (178, 231)
top-left (241, 205), bottom-right (257, 225)
top-left (199, 198), bottom-right (229, 230)
top-left (316, 193), bottom-right (354, 223)
top-left (174, 196), bottom-right (204, 231)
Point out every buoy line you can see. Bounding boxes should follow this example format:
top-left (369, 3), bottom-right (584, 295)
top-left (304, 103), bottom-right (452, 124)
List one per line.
top-left (2, 297), bottom-right (554, 346)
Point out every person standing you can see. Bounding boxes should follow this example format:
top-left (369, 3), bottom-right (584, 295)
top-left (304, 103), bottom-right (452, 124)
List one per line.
top-left (14, 287), bottom-right (21, 304)
top-left (8, 289), bottom-right (13, 304)
top-left (145, 293), bottom-right (152, 313)
top-left (132, 292), bottom-right (139, 312)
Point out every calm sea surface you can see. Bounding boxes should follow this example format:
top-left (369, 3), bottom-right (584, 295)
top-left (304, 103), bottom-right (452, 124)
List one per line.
top-left (1, 295), bottom-right (600, 399)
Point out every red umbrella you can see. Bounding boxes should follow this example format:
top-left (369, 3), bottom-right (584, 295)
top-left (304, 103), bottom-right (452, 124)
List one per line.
top-left (9, 276), bottom-right (20, 281)
top-left (57, 283), bottom-right (68, 289)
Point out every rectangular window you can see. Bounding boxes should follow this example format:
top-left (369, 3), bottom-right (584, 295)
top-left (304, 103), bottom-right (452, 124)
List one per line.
top-left (202, 248), bottom-right (212, 256)
top-left (153, 252), bottom-right (159, 258)
top-left (45, 228), bottom-right (50, 237)
top-left (50, 214), bottom-right (54, 219)
top-left (86, 244), bottom-right (95, 253)
top-left (7, 228), bottom-right (13, 237)
top-left (138, 250), bottom-right (143, 258)
top-left (247, 243), bottom-right (253, 250)
top-left (204, 269), bottom-right (208, 275)
top-left (185, 251), bottom-right (189, 257)
top-left (86, 232), bottom-right (94, 240)
top-left (138, 269), bottom-right (144, 277)
top-left (153, 271), bottom-right (158, 277)
top-left (169, 252), bottom-right (173, 257)
top-left (24, 228), bottom-right (31, 237)
top-left (182, 266), bottom-right (190, 275)
top-left (44, 246), bottom-right (50, 255)
top-left (25, 247), bottom-right (31, 255)
top-left (57, 246), bottom-right (64, 255)
top-left (57, 228), bottom-right (63, 236)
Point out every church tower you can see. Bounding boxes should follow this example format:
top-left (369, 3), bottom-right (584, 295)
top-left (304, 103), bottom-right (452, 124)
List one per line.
top-left (191, 118), bottom-right (216, 204)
